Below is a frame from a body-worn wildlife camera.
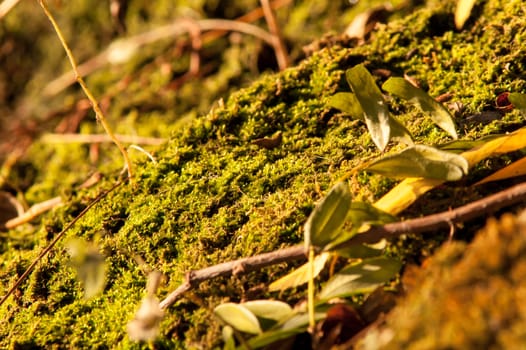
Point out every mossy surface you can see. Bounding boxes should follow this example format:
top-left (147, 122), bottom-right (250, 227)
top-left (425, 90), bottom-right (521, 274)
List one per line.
top-left (1, 0), bottom-right (526, 348)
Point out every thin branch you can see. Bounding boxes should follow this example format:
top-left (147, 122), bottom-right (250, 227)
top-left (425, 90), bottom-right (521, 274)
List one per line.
top-left (128, 145), bottom-right (157, 164)
top-left (160, 181), bottom-right (526, 309)
top-left (38, 0), bottom-right (133, 183)
top-left (159, 245), bottom-right (306, 309)
top-left (4, 172), bottom-right (104, 230)
top-left (260, 0), bottom-right (289, 70)
top-left (5, 196), bottom-right (62, 230)
top-left (41, 133), bottom-right (166, 146)
top-left (335, 180), bottom-right (526, 249)
top-left (185, 19), bottom-right (202, 76)
top-left (0, 180), bottom-right (123, 307)
top-left (198, 0), bottom-right (292, 44)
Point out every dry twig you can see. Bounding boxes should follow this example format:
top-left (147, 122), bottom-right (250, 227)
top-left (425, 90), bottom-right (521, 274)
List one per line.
top-left (159, 245), bottom-right (306, 309)
top-left (4, 196), bottom-right (62, 230)
top-left (260, 0), bottom-right (289, 70)
top-left (0, 180), bottom-right (123, 307)
top-left (41, 133), bottom-right (166, 146)
top-left (38, 0), bottom-right (133, 183)
top-left (160, 181), bottom-right (526, 309)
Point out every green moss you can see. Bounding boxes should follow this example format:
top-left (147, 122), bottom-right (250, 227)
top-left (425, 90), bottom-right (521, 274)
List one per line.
top-left (2, 0), bottom-right (526, 348)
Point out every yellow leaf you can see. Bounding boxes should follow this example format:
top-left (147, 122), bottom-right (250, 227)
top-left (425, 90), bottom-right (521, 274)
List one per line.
top-left (374, 127), bottom-right (526, 215)
top-left (475, 157), bottom-right (526, 185)
top-left (269, 252), bottom-right (330, 292)
top-left (373, 178), bottom-right (443, 215)
top-left (455, 0), bottom-right (477, 29)
top-left (462, 127), bottom-right (526, 166)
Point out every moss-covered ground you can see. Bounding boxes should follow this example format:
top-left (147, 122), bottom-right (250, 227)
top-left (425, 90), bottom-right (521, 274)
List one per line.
top-left (1, 0), bottom-right (526, 348)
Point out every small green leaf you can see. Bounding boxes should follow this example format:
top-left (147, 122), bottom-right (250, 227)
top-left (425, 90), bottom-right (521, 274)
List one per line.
top-left (382, 77), bottom-right (458, 139)
top-left (318, 257), bottom-right (401, 301)
top-left (388, 116), bottom-right (414, 145)
top-left (328, 92), bottom-right (364, 119)
top-left (243, 309), bottom-right (327, 349)
top-left (244, 310), bottom-right (327, 349)
top-left (346, 64), bottom-right (391, 151)
top-left (281, 310), bottom-right (328, 331)
top-left (269, 252), bottom-right (330, 291)
top-left (214, 303), bottom-right (262, 334)
top-left (323, 201), bottom-right (397, 251)
top-left (305, 182), bottom-right (352, 250)
top-left (329, 92), bottom-right (413, 145)
top-left (366, 145), bottom-right (468, 181)
top-left (222, 326), bottom-right (236, 350)
top-left (348, 202), bottom-right (398, 227)
top-left (334, 244), bottom-right (384, 259)
top-left (509, 93), bottom-right (526, 114)
top-left (66, 238), bottom-right (106, 299)
top-left (242, 300), bottom-right (293, 322)
top-left (439, 135), bottom-right (503, 152)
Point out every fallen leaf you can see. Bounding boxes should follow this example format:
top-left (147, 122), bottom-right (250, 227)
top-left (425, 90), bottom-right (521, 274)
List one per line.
top-left (382, 77), bottom-right (458, 139)
top-left (269, 252), bottom-right (330, 292)
top-left (0, 191), bottom-right (24, 231)
top-left (373, 177), bottom-right (443, 215)
top-left (344, 5), bottom-right (392, 40)
top-left (495, 92), bottom-right (513, 112)
top-left (366, 145), bottom-right (468, 181)
top-left (313, 303), bottom-right (365, 348)
top-left (475, 156), bottom-right (526, 185)
top-left (252, 131), bottom-right (283, 149)
top-left (374, 126), bottom-right (526, 215)
top-left (305, 181), bottom-right (352, 250)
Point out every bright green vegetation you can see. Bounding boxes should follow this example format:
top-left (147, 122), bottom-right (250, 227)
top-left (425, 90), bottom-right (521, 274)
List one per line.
top-left (1, 0), bottom-right (526, 348)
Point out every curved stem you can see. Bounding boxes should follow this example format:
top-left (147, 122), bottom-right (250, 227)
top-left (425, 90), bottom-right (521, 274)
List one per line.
top-left (38, 0), bottom-right (133, 184)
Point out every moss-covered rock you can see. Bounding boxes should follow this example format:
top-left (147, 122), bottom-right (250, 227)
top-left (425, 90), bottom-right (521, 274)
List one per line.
top-left (1, 0), bottom-right (526, 348)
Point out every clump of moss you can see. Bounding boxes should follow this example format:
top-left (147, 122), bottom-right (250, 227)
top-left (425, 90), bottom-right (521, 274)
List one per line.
top-left (1, 0), bottom-right (526, 348)
top-left (359, 209), bottom-right (526, 349)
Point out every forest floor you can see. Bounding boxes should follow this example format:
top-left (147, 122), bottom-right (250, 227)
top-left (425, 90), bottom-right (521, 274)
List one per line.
top-left (1, 0), bottom-right (526, 349)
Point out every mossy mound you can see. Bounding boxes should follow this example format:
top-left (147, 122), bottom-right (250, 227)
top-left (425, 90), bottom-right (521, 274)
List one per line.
top-left (359, 209), bottom-right (526, 349)
top-left (1, 0), bottom-right (526, 349)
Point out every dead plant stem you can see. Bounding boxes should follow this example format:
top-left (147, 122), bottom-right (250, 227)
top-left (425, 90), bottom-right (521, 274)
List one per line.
top-left (160, 181), bottom-right (526, 309)
top-left (0, 180), bottom-right (123, 308)
top-left (5, 196), bottom-right (62, 230)
top-left (38, 0), bottom-right (133, 183)
top-left (41, 133), bottom-right (166, 146)
top-left (260, 0), bottom-right (289, 70)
